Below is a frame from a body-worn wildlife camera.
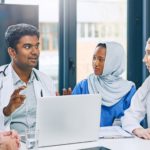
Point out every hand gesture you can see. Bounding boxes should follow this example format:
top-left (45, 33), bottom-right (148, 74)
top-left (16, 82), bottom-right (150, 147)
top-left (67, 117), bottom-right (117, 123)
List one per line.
top-left (3, 86), bottom-right (26, 116)
top-left (55, 87), bottom-right (72, 96)
top-left (62, 87), bottom-right (72, 95)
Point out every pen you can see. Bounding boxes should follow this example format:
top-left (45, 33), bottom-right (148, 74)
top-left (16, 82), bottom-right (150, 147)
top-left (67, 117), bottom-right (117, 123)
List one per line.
top-left (41, 90), bottom-right (43, 97)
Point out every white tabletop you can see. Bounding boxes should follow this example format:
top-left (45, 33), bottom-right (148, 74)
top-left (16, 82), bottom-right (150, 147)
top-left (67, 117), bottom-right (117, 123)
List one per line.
top-left (98, 137), bottom-right (150, 150)
top-left (21, 137), bottom-right (150, 150)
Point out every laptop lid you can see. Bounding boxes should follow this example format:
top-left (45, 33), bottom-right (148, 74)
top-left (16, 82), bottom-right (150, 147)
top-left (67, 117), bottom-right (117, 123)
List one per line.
top-left (36, 94), bottom-right (101, 147)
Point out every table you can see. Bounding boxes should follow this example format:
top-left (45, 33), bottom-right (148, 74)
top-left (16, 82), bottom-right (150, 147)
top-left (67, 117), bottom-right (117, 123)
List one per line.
top-left (21, 137), bottom-right (150, 150)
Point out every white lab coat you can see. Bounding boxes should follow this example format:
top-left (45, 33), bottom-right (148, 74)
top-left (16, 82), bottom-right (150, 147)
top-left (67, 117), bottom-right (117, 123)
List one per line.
top-left (0, 64), bottom-right (56, 130)
top-left (121, 75), bottom-right (150, 133)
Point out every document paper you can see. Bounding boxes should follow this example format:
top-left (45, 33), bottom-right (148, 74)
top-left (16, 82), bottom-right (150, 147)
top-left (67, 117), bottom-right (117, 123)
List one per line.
top-left (99, 126), bottom-right (134, 139)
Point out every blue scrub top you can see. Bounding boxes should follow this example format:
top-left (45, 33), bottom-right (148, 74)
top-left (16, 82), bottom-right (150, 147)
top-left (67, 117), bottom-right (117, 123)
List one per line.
top-left (72, 79), bottom-right (136, 127)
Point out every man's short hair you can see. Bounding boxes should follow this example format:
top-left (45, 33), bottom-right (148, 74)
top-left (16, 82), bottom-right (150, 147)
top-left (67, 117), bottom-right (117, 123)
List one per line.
top-left (5, 23), bottom-right (39, 50)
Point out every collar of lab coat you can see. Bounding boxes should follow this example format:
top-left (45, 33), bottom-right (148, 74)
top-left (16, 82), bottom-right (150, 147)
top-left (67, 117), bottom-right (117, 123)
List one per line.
top-left (0, 64), bottom-right (55, 130)
top-left (0, 64), bottom-right (45, 106)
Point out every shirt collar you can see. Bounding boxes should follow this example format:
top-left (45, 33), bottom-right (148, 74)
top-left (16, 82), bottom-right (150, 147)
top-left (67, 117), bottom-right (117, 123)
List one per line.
top-left (11, 67), bottom-right (35, 85)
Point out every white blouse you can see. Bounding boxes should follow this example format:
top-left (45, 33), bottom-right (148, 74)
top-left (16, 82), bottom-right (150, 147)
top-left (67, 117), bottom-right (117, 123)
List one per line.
top-left (121, 75), bottom-right (150, 133)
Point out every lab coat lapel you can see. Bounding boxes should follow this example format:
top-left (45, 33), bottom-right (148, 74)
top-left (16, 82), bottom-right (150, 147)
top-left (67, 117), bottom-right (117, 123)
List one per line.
top-left (33, 79), bottom-right (43, 101)
top-left (0, 65), bottom-right (14, 107)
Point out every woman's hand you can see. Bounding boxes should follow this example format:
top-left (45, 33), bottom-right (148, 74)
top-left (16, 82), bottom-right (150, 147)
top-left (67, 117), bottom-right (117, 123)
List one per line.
top-left (133, 128), bottom-right (150, 140)
top-left (56, 87), bottom-right (72, 96)
top-left (62, 87), bottom-right (72, 95)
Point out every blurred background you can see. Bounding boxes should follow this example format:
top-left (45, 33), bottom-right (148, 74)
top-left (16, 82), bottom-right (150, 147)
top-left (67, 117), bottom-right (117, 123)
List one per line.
top-left (0, 0), bottom-right (149, 92)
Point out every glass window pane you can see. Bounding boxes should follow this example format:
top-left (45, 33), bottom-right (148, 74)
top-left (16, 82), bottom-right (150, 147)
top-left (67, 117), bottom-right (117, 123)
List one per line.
top-left (5, 0), bottom-right (38, 4)
top-left (5, 0), bottom-right (59, 89)
top-left (77, 0), bottom-right (127, 82)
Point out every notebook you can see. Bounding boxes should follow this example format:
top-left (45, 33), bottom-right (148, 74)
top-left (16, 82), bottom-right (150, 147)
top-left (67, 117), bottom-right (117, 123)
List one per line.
top-left (99, 126), bottom-right (134, 139)
top-left (36, 94), bottom-right (101, 147)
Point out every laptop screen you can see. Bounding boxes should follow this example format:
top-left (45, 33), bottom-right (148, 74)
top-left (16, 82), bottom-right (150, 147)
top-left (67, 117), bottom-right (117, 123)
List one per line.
top-left (36, 94), bottom-right (101, 147)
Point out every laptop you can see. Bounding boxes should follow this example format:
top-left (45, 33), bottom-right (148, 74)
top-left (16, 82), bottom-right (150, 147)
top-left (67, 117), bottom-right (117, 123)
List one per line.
top-left (36, 94), bottom-right (101, 147)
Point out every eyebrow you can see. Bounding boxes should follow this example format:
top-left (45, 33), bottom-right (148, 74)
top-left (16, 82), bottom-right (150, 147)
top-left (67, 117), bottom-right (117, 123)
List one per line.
top-left (93, 55), bottom-right (105, 58)
top-left (23, 42), bottom-right (40, 45)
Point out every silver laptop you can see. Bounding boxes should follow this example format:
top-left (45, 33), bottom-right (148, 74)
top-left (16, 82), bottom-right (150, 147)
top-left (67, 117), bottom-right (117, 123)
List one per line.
top-left (36, 94), bottom-right (101, 147)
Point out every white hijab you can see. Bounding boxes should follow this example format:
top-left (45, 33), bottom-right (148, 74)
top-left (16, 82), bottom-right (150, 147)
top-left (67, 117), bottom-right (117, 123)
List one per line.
top-left (88, 41), bottom-right (134, 106)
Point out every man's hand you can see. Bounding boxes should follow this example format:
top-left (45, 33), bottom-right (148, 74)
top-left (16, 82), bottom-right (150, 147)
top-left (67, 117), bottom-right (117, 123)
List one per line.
top-left (0, 131), bottom-right (20, 150)
top-left (133, 128), bottom-right (150, 140)
top-left (3, 86), bottom-right (26, 116)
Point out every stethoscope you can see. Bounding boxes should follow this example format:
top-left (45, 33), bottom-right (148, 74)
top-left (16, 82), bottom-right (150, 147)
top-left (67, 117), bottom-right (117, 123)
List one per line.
top-left (0, 64), bottom-right (44, 129)
top-left (0, 64), bottom-right (43, 97)
top-left (0, 64), bottom-right (9, 77)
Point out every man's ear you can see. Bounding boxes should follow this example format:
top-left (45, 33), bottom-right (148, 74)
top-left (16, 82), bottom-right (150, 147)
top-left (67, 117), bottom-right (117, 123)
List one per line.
top-left (8, 47), bottom-right (16, 59)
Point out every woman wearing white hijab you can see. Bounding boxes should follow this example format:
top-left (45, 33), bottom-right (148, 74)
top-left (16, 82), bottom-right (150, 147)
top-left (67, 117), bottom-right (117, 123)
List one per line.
top-left (72, 41), bottom-right (136, 126)
top-left (121, 38), bottom-right (150, 139)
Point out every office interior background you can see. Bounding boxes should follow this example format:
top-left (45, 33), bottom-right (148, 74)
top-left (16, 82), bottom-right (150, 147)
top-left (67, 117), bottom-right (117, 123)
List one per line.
top-left (0, 0), bottom-right (150, 93)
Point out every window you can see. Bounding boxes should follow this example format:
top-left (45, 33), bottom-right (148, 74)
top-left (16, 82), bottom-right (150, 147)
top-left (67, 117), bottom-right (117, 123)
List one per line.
top-left (80, 23), bottom-right (85, 38)
top-left (5, 0), bottom-right (59, 89)
top-left (77, 0), bottom-right (127, 82)
top-left (94, 24), bottom-right (99, 38)
top-left (88, 23), bottom-right (92, 37)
